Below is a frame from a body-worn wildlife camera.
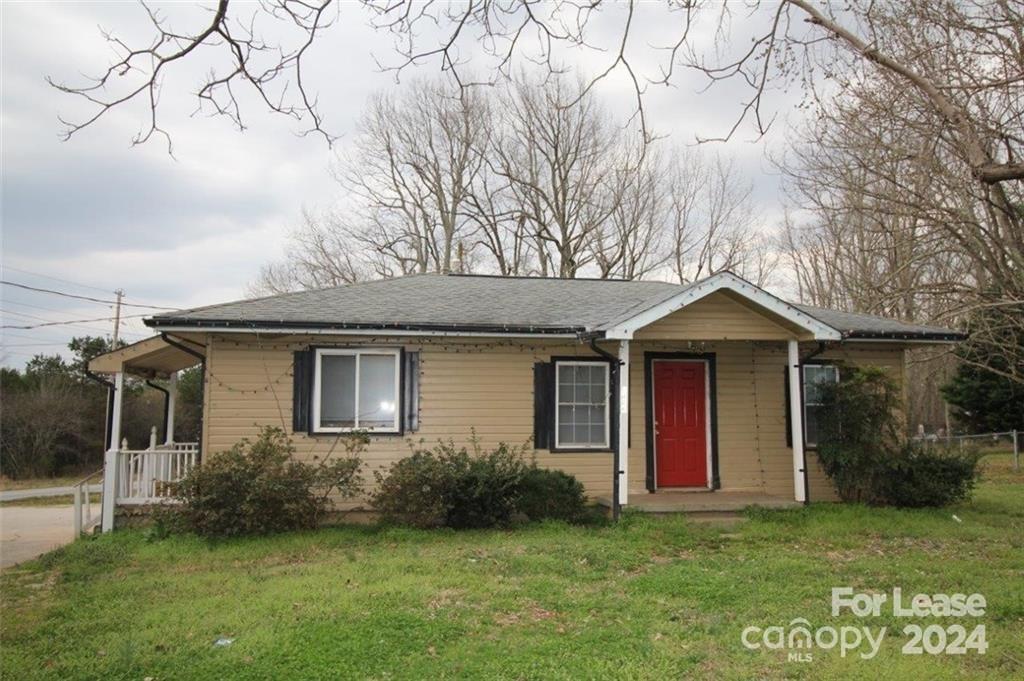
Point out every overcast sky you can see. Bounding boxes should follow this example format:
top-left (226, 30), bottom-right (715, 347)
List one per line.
top-left (1, 1), bottom-right (802, 369)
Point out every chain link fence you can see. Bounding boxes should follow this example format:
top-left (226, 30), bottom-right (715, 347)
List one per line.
top-left (912, 429), bottom-right (1020, 471)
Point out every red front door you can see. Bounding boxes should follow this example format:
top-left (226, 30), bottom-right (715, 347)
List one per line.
top-left (653, 361), bottom-right (708, 487)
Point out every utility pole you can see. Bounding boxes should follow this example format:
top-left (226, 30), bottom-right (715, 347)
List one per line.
top-left (112, 288), bottom-right (124, 346)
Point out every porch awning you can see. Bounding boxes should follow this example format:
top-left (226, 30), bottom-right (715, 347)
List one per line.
top-left (88, 335), bottom-right (203, 379)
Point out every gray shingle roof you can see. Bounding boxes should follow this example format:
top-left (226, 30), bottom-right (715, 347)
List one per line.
top-left (146, 273), bottom-right (963, 341)
top-left (794, 304), bottom-right (963, 340)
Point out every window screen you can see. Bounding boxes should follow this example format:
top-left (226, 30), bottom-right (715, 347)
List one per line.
top-left (803, 364), bottom-right (839, 447)
top-left (555, 362), bottom-right (609, 448)
top-left (315, 350), bottom-right (400, 432)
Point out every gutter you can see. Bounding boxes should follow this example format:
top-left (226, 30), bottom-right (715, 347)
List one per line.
top-left (160, 333), bottom-right (207, 455)
top-left (587, 334), bottom-right (625, 522)
top-left (146, 380), bottom-right (170, 444)
top-left (85, 370), bottom-right (115, 451)
top-left (147, 318), bottom-right (584, 337)
top-left (796, 342), bottom-right (829, 505)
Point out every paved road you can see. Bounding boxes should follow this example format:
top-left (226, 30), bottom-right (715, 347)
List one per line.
top-left (0, 505), bottom-right (76, 569)
top-left (0, 484), bottom-right (101, 502)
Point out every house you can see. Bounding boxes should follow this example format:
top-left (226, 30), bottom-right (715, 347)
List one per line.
top-left (87, 272), bottom-right (964, 530)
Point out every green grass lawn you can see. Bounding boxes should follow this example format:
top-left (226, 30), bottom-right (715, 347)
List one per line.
top-left (2, 457), bottom-right (1021, 680)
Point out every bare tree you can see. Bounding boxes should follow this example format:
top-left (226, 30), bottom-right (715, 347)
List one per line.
top-left (492, 75), bottom-right (634, 278)
top-left (338, 79), bottom-right (490, 276)
top-left (666, 148), bottom-right (774, 285)
top-left (591, 146), bottom-right (668, 280)
top-left (50, 0), bottom-right (337, 153)
top-left (779, 75), bottom-right (1023, 383)
top-left (251, 209), bottom-right (366, 296)
top-left (259, 78), bottom-right (773, 288)
top-left (462, 168), bottom-right (536, 277)
top-left (58, 1), bottom-right (1023, 195)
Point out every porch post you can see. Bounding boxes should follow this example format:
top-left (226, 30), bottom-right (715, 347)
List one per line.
top-left (617, 340), bottom-right (630, 507)
top-left (165, 371), bottom-right (177, 445)
top-left (787, 340), bottom-right (807, 503)
top-left (101, 371), bottom-right (124, 532)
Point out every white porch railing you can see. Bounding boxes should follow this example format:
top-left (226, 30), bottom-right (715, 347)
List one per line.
top-left (73, 469), bottom-right (104, 537)
top-left (115, 438), bottom-right (199, 504)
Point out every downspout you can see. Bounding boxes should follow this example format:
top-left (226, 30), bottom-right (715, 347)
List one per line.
top-left (587, 336), bottom-right (624, 522)
top-left (146, 380), bottom-right (170, 444)
top-left (160, 333), bottom-right (206, 455)
top-left (798, 341), bottom-right (829, 505)
top-left (85, 370), bottom-right (115, 451)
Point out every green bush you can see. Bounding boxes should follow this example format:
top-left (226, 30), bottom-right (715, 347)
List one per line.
top-left (371, 436), bottom-right (591, 528)
top-left (816, 366), bottom-right (900, 503)
top-left (172, 426), bottom-right (364, 538)
top-left (370, 448), bottom-right (457, 529)
top-left (516, 467), bottom-right (587, 523)
top-left (371, 438), bottom-right (530, 529)
top-left (879, 443), bottom-right (981, 508)
top-left (817, 366), bottom-right (980, 507)
top-left (446, 442), bottom-right (530, 529)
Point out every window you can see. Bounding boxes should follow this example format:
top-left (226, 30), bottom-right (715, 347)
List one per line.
top-left (555, 361), bottom-right (610, 449)
top-left (312, 348), bottom-right (401, 433)
top-left (803, 364), bottom-right (839, 447)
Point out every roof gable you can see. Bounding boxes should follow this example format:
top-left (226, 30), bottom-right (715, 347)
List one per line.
top-left (601, 272), bottom-right (842, 341)
top-left (632, 290), bottom-right (811, 341)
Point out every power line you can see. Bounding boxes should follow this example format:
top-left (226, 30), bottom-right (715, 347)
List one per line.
top-left (0, 312), bottom-right (137, 335)
top-left (0, 266), bottom-right (114, 294)
top-left (1, 342), bottom-right (68, 348)
top-left (2, 299), bottom-right (91, 315)
top-left (1, 307), bottom-right (150, 326)
top-left (1, 312), bottom-right (151, 331)
top-left (1, 281), bottom-right (178, 310)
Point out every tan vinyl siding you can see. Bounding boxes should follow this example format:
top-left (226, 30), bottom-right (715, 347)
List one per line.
top-left (199, 333), bottom-right (904, 507)
top-left (633, 291), bottom-right (807, 341)
top-left (202, 336), bottom-right (613, 505)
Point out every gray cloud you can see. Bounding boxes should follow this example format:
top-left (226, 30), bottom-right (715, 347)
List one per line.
top-left (2, 2), bottom-right (806, 368)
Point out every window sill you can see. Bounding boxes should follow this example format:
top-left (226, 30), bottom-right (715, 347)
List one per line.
top-left (550, 447), bottom-right (614, 454)
top-left (309, 429), bottom-right (403, 437)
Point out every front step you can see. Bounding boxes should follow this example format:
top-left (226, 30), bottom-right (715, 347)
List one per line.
top-left (596, 492), bottom-right (802, 514)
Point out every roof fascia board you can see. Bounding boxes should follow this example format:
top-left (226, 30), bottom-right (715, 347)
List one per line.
top-left (602, 272), bottom-right (843, 341)
top-left (838, 336), bottom-right (964, 345)
top-left (150, 325), bottom-right (582, 339)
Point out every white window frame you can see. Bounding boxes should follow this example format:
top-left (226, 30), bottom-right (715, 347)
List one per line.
top-left (554, 360), bottom-right (611, 450)
top-left (312, 348), bottom-right (401, 433)
top-left (802, 363), bottom-right (839, 447)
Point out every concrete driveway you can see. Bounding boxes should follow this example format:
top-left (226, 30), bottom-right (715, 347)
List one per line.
top-left (0, 505), bottom-right (75, 569)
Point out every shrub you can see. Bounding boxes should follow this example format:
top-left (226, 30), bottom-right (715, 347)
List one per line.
top-left (516, 467), bottom-right (587, 523)
top-left (816, 366), bottom-right (900, 503)
top-left (371, 437), bottom-right (530, 529)
top-left (816, 366), bottom-right (980, 507)
top-left (369, 448), bottom-right (456, 529)
top-left (372, 436), bottom-right (594, 528)
top-left (172, 426), bottom-right (364, 538)
top-left (446, 442), bottom-right (530, 529)
top-left (878, 443), bottom-right (981, 508)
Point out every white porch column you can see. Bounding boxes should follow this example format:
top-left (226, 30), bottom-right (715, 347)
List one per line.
top-left (787, 340), bottom-right (807, 503)
top-left (101, 371), bottom-right (124, 533)
top-left (617, 340), bottom-right (630, 506)
top-left (165, 372), bottom-right (177, 445)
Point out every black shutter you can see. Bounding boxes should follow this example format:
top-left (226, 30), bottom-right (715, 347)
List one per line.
top-left (403, 351), bottom-right (420, 432)
top-left (293, 349), bottom-right (313, 432)
top-left (784, 366), bottom-right (792, 447)
top-left (533, 362), bottom-right (555, 449)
